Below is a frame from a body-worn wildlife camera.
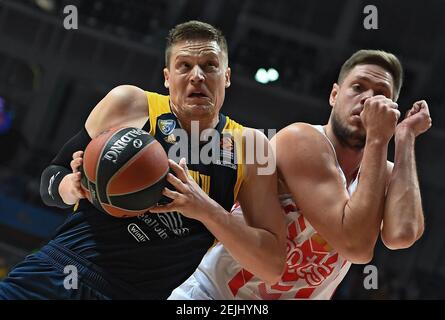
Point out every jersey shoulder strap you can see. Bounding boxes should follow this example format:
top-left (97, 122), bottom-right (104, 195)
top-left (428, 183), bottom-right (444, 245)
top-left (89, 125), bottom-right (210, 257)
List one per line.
top-left (146, 91), bottom-right (170, 135)
top-left (222, 116), bottom-right (245, 201)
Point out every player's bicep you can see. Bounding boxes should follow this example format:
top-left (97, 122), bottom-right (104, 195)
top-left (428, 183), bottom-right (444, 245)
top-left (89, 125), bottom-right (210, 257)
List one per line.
top-left (237, 163), bottom-right (284, 236)
top-left (275, 125), bottom-right (349, 242)
top-left (287, 159), bottom-right (349, 228)
top-left (85, 85), bottom-right (146, 137)
top-left (236, 129), bottom-right (285, 236)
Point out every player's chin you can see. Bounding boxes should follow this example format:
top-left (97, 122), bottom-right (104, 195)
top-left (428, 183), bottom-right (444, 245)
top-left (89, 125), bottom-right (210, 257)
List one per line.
top-left (348, 119), bottom-right (364, 133)
top-left (351, 130), bottom-right (366, 147)
top-left (347, 124), bottom-right (365, 142)
top-left (351, 127), bottom-right (366, 144)
top-left (186, 102), bottom-right (214, 115)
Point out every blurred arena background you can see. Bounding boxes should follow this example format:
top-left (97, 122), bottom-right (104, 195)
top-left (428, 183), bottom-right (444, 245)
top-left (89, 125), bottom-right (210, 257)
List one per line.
top-left (0, 0), bottom-right (444, 299)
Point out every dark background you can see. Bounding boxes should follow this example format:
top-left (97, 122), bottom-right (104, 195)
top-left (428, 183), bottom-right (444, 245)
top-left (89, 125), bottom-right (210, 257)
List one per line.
top-left (0, 0), bottom-right (444, 299)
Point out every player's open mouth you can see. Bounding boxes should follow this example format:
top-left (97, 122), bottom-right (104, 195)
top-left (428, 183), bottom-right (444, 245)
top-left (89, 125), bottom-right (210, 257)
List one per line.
top-left (188, 92), bottom-right (208, 98)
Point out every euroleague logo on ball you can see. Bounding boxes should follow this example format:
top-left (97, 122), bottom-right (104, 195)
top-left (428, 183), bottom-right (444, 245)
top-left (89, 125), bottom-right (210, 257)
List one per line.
top-left (133, 139), bottom-right (143, 149)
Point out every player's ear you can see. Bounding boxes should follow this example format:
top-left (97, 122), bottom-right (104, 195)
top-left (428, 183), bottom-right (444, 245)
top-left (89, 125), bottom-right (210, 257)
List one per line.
top-left (163, 68), bottom-right (170, 89)
top-left (329, 83), bottom-right (339, 107)
top-left (225, 67), bottom-right (231, 88)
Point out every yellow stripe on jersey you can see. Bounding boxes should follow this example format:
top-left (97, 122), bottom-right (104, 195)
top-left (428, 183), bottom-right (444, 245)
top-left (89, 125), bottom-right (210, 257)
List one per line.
top-left (208, 238), bottom-right (219, 251)
top-left (146, 91), bottom-right (170, 136)
top-left (222, 116), bottom-right (244, 201)
top-left (200, 173), bottom-right (211, 195)
top-left (188, 170), bottom-right (211, 195)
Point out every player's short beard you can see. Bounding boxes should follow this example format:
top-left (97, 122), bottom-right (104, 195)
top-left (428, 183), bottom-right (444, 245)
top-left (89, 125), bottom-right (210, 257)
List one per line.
top-left (331, 112), bottom-right (366, 150)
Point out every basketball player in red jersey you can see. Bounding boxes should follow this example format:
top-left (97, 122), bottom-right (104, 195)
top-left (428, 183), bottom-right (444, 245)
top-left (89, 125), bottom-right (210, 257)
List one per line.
top-left (0, 21), bottom-right (285, 299)
top-left (170, 50), bottom-right (431, 299)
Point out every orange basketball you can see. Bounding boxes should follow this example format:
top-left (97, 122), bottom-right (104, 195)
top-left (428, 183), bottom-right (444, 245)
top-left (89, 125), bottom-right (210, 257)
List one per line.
top-left (80, 127), bottom-right (169, 218)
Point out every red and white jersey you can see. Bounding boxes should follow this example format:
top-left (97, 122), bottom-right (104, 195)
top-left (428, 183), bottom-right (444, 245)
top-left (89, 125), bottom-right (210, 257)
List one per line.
top-left (169, 125), bottom-right (358, 300)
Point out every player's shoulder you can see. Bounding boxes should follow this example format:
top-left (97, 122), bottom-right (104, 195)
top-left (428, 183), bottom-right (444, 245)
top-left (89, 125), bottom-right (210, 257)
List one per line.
top-left (273, 122), bottom-right (338, 174)
top-left (106, 85), bottom-right (147, 109)
top-left (86, 85), bottom-right (149, 137)
top-left (275, 122), bottom-right (331, 151)
top-left (280, 122), bottom-right (320, 135)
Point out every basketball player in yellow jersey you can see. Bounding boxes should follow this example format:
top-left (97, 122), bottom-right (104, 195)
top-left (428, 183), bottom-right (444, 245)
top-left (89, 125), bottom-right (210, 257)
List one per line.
top-left (0, 21), bottom-right (285, 299)
top-left (81, 24), bottom-right (287, 285)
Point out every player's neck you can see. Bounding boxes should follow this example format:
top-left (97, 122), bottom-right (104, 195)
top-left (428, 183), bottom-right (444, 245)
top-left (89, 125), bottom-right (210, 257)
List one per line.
top-left (337, 149), bottom-right (362, 184)
top-left (324, 124), bottom-right (363, 180)
top-left (171, 105), bottom-right (219, 135)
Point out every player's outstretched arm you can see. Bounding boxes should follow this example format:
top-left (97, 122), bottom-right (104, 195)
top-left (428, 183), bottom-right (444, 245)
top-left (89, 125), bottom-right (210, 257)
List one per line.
top-left (381, 100), bottom-right (431, 249)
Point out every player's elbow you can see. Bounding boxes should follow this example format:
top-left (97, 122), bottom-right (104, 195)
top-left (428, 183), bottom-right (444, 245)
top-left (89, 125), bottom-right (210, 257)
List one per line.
top-left (263, 245), bottom-right (286, 285)
top-left (382, 224), bottom-right (421, 250)
top-left (342, 242), bottom-right (374, 264)
top-left (262, 264), bottom-right (284, 286)
top-left (253, 260), bottom-right (283, 286)
top-left (272, 259), bottom-right (286, 284)
top-left (349, 253), bottom-right (373, 264)
top-left (346, 249), bottom-right (374, 264)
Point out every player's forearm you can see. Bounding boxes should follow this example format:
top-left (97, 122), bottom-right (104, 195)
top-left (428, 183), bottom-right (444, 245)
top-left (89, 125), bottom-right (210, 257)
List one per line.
top-left (201, 208), bottom-right (285, 284)
top-left (40, 165), bottom-right (72, 208)
top-left (382, 130), bottom-right (424, 249)
top-left (342, 139), bottom-right (388, 257)
top-left (39, 128), bottom-right (91, 208)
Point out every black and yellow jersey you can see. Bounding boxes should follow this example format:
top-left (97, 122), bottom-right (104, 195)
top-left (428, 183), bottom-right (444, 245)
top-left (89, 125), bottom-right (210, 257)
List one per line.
top-left (51, 91), bottom-right (245, 299)
top-left (147, 91), bottom-right (244, 211)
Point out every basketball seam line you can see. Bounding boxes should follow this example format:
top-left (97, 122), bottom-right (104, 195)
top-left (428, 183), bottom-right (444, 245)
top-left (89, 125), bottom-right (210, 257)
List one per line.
top-left (102, 202), bottom-right (149, 213)
top-left (105, 139), bottom-right (167, 198)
